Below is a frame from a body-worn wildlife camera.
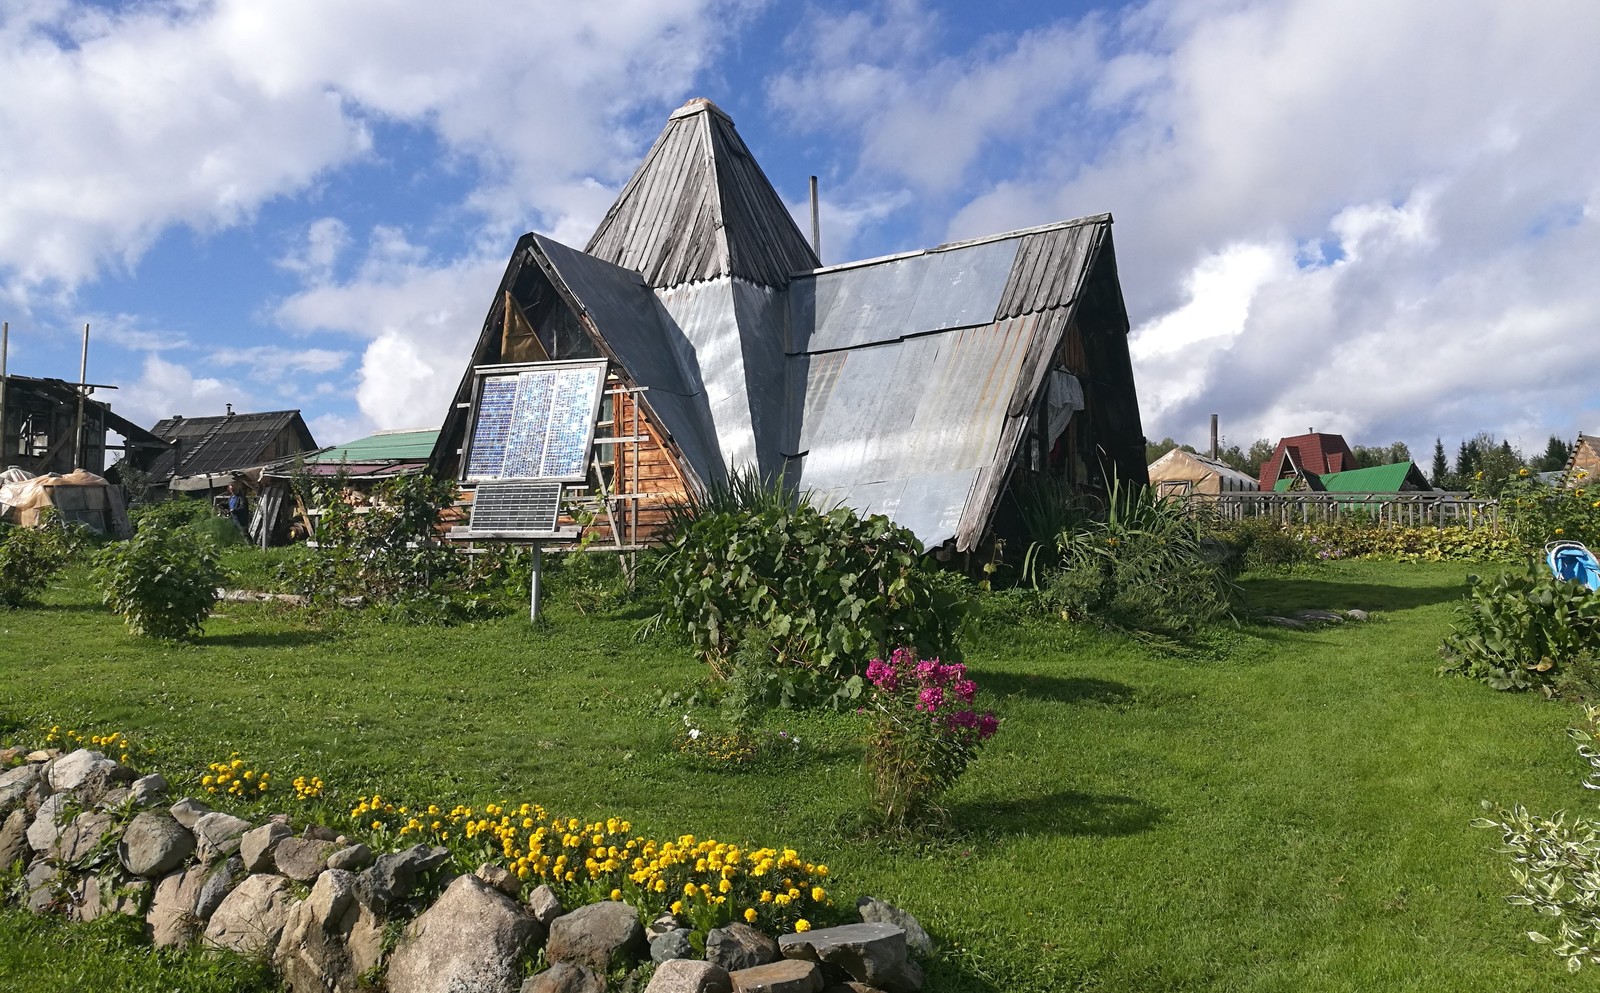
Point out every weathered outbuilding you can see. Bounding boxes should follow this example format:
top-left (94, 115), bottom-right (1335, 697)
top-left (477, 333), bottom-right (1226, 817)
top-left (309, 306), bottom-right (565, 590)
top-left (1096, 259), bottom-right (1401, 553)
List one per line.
top-left (1, 374), bottom-right (163, 476)
top-left (432, 98), bottom-right (1147, 552)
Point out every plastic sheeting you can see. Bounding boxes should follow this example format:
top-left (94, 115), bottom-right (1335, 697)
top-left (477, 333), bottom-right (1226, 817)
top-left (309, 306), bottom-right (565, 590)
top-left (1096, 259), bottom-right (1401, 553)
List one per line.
top-left (0, 468), bottom-right (130, 535)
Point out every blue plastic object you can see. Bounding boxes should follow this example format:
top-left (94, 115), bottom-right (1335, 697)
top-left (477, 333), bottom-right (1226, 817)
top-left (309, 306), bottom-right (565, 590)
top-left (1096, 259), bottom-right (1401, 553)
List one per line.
top-left (1547, 542), bottom-right (1600, 592)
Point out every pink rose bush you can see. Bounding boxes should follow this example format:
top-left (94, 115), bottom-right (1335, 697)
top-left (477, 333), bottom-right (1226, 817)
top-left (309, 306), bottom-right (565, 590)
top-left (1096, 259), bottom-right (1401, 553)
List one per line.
top-left (864, 647), bottom-right (998, 829)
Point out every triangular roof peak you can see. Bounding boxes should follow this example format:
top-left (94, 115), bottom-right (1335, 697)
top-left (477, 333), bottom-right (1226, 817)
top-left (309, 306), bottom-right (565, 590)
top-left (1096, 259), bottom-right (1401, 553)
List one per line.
top-left (586, 100), bottom-right (819, 289)
top-left (669, 97), bottom-right (731, 122)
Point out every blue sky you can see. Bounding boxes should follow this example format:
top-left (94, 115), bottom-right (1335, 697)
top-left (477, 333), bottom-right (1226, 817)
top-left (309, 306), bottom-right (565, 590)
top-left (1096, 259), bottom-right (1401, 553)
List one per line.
top-left (2, 0), bottom-right (1597, 460)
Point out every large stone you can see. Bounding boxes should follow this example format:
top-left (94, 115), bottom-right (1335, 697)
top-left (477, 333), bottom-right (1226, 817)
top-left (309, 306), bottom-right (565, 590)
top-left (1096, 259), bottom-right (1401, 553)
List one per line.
top-left (0, 808), bottom-right (30, 870)
top-left (273, 836), bottom-right (336, 882)
top-left (130, 773), bottom-right (169, 806)
top-left (147, 864), bottom-right (210, 948)
top-left (47, 749), bottom-right (118, 794)
top-left (778, 924), bottom-right (918, 993)
top-left (521, 962), bottom-right (608, 993)
top-left (326, 842), bottom-right (372, 872)
top-left (477, 861), bottom-right (520, 897)
top-left (0, 763), bottom-right (40, 816)
top-left (120, 811), bottom-right (195, 877)
top-left (193, 811), bottom-right (253, 862)
top-left (274, 869), bottom-right (384, 993)
top-left (55, 810), bottom-right (117, 864)
top-left (547, 900), bottom-right (649, 973)
top-left (647, 960), bottom-right (734, 993)
top-left (386, 874), bottom-right (544, 993)
top-left (239, 822), bottom-right (291, 872)
top-left (204, 873), bottom-right (297, 957)
top-left (707, 923), bottom-right (780, 972)
top-left (855, 898), bottom-right (932, 957)
top-left (355, 843), bottom-right (450, 913)
top-left (652, 928), bottom-right (695, 963)
top-left (169, 797), bottom-right (213, 829)
top-left (26, 793), bottom-right (69, 852)
top-left (24, 861), bottom-right (65, 914)
top-left (527, 883), bottom-right (564, 924)
top-left (75, 873), bottom-right (148, 922)
top-left (195, 855), bottom-right (246, 919)
top-left (728, 960), bottom-right (824, 993)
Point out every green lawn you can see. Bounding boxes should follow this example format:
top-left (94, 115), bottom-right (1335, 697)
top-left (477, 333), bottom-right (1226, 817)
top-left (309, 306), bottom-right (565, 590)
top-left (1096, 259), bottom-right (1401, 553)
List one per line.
top-left (1, 558), bottom-right (1595, 991)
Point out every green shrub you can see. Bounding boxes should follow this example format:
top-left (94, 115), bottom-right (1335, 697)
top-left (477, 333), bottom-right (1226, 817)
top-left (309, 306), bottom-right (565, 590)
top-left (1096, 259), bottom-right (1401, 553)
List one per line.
top-left (1496, 468), bottom-right (1600, 549)
top-left (94, 528), bottom-right (228, 640)
top-left (1211, 517), bottom-right (1309, 572)
top-left (0, 523), bottom-right (72, 607)
top-left (1475, 706), bottom-right (1600, 971)
top-left (1284, 521), bottom-right (1521, 562)
top-left (652, 502), bottom-right (971, 679)
top-left (1438, 562), bottom-right (1600, 692)
top-left (128, 496), bottom-right (215, 534)
top-left (1037, 476), bottom-right (1235, 633)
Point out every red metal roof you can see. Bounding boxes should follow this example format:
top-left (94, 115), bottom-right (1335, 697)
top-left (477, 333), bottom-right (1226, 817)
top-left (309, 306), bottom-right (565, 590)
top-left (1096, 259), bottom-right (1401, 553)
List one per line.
top-left (1258, 433), bottom-right (1357, 490)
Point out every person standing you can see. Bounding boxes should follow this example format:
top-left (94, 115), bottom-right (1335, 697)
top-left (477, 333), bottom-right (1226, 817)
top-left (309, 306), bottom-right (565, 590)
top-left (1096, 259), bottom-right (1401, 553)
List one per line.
top-left (226, 481), bottom-right (250, 532)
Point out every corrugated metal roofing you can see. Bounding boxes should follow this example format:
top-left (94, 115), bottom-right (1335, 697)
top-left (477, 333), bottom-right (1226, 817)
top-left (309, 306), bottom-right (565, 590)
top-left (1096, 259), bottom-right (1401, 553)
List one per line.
top-left (1318, 461), bottom-right (1429, 492)
top-left (532, 235), bottom-right (727, 488)
top-left (147, 410), bottom-right (312, 481)
top-left (303, 429), bottom-right (439, 465)
top-left (994, 218), bottom-right (1107, 319)
top-left (585, 98), bottom-right (818, 289)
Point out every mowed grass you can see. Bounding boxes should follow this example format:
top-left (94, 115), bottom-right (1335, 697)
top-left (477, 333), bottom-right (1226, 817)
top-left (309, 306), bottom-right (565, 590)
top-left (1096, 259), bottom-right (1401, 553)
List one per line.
top-left (1, 557), bottom-right (1595, 992)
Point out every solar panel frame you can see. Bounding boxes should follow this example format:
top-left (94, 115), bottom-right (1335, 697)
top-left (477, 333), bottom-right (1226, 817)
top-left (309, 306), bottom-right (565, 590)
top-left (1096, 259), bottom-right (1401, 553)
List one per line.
top-left (462, 359), bottom-right (608, 483)
top-left (467, 480), bottom-right (564, 535)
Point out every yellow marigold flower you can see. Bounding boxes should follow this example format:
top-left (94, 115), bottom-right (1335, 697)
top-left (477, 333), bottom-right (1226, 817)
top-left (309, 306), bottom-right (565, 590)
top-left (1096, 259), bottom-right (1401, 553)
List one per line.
top-left (743, 907), bottom-right (759, 923)
top-left (811, 887), bottom-right (826, 902)
top-left (610, 889), bottom-right (622, 901)
top-left (684, 883), bottom-right (697, 897)
top-left (795, 919), bottom-right (811, 933)
top-left (670, 900), bottom-right (684, 915)
top-left (371, 820), bottom-right (382, 829)
top-left (718, 878), bottom-right (732, 894)
top-left (759, 890), bottom-right (773, 903)
top-left (815, 865), bottom-right (828, 878)
top-left (201, 775), bottom-right (214, 786)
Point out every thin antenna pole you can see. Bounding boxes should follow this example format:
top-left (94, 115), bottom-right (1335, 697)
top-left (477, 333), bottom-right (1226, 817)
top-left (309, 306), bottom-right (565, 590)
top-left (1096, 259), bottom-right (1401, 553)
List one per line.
top-left (809, 176), bottom-right (821, 262)
top-left (75, 323), bottom-right (89, 469)
top-left (0, 322), bottom-right (8, 466)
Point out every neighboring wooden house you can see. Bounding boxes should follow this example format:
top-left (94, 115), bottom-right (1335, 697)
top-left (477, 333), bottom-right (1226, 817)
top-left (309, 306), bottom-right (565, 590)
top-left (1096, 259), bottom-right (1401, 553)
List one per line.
top-left (1258, 432), bottom-right (1357, 491)
top-left (147, 409), bottom-right (318, 496)
top-left (1149, 449), bottom-right (1259, 497)
top-left (432, 98), bottom-right (1148, 552)
top-left (1, 374), bottom-right (164, 476)
top-left (1566, 434), bottom-right (1600, 484)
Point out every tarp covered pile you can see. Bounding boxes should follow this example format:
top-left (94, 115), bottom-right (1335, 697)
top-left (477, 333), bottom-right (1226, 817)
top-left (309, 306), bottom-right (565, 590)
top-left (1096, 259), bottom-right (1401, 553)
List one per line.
top-left (0, 468), bottom-right (131, 536)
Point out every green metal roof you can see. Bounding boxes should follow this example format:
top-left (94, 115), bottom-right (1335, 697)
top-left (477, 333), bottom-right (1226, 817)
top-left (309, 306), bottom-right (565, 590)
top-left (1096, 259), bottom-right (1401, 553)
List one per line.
top-left (1316, 462), bottom-right (1423, 492)
top-left (302, 429), bottom-right (440, 465)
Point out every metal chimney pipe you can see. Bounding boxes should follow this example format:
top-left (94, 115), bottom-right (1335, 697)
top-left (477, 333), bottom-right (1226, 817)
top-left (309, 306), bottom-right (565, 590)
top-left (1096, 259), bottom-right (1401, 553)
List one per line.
top-left (75, 323), bottom-right (89, 469)
top-left (809, 176), bottom-right (821, 262)
top-left (0, 322), bottom-right (8, 465)
top-left (1210, 414), bottom-right (1219, 459)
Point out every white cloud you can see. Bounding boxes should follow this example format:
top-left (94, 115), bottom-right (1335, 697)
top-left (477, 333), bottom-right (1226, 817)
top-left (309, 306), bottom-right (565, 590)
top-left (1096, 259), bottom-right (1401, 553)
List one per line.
top-left (777, 0), bottom-right (1600, 449)
top-left (113, 354), bottom-right (248, 426)
top-left (209, 346), bottom-right (351, 377)
top-left (0, 0), bottom-right (747, 296)
top-left (277, 218), bottom-right (352, 284)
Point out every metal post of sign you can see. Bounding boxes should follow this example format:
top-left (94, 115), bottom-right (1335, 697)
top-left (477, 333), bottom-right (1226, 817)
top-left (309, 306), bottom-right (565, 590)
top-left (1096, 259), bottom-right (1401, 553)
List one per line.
top-left (529, 543), bottom-right (542, 621)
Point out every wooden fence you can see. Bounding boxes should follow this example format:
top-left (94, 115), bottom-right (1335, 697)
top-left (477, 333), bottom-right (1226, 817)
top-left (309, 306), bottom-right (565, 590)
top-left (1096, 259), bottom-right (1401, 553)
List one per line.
top-left (1188, 491), bottom-right (1499, 530)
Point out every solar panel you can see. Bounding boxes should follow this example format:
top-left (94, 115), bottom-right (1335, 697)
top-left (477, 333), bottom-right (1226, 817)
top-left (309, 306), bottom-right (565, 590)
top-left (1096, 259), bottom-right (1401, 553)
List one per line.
top-left (468, 480), bottom-right (564, 535)
top-left (465, 360), bottom-right (606, 482)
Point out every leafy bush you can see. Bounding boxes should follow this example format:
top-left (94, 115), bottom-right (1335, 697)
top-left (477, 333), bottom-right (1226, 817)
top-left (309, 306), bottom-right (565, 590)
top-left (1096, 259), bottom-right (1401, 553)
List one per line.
top-left (0, 523), bottom-right (72, 607)
top-left (1475, 706), bottom-right (1600, 971)
top-left (1037, 476), bottom-right (1235, 633)
top-left (94, 528), bottom-right (228, 640)
top-left (1496, 468), bottom-right (1600, 549)
top-left (128, 496), bottom-right (215, 534)
top-left (653, 501), bottom-right (971, 679)
top-left (1438, 562), bottom-right (1600, 692)
top-left (863, 647), bottom-right (997, 831)
top-left (1283, 521), bottom-right (1521, 562)
top-left (283, 473), bottom-right (483, 620)
top-left (1209, 517), bottom-right (1310, 572)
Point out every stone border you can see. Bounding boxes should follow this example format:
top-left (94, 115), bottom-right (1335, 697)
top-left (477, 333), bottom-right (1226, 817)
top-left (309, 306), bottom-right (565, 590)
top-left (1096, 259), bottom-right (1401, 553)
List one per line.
top-left (0, 748), bottom-right (930, 993)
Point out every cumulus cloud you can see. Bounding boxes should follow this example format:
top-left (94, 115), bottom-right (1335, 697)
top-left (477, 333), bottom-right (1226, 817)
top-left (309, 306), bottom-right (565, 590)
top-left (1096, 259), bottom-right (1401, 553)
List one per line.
top-left (776, 0), bottom-right (1600, 450)
top-left (113, 354), bottom-right (248, 426)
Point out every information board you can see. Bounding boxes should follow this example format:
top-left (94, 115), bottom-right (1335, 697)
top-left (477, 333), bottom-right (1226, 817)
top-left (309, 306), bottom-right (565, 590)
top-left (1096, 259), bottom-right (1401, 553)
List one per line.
top-left (464, 360), bottom-right (606, 482)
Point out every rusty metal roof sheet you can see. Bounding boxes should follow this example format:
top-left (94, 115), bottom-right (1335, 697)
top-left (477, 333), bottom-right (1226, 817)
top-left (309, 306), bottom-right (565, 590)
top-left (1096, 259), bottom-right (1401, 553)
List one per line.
top-left (585, 98), bottom-right (818, 290)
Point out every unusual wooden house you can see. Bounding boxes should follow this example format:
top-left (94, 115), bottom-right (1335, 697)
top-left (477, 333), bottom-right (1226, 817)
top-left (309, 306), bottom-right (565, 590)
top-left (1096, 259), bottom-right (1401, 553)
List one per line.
top-left (146, 409), bottom-right (318, 496)
top-left (432, 98), bottom-right (1147, 551)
